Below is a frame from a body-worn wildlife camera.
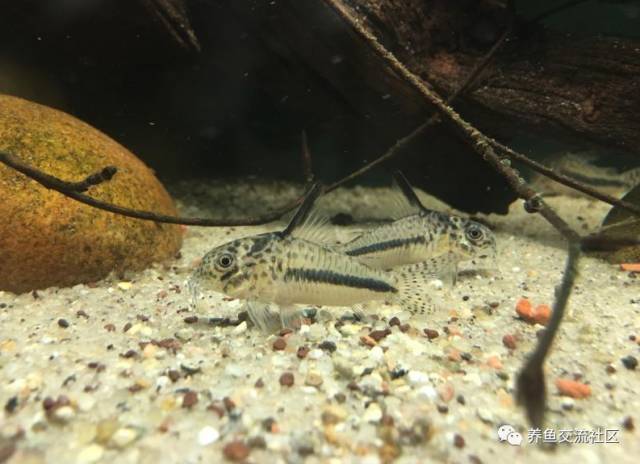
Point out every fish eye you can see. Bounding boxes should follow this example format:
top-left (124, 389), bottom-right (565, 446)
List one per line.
top-left (466, 225), bottom-right (484, 242)
top-left (216, 253), bottom-right (234, 269)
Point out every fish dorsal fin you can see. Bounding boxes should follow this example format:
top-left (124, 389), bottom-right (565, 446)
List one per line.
top-left (280, 183), bottom-right (335, 244)
top-left (389, 170), bottom-right (430, 219)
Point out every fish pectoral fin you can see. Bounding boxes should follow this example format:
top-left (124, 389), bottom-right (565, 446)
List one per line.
top-left (279, 305), bottom-right (306, 329)
top-left (351, 303), bottom-right (366, 321)
top-left (245, 300), bottom-right (281, 332)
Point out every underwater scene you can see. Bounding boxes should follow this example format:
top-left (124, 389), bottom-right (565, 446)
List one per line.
top-left (1, 1), bottom-right (639, 463)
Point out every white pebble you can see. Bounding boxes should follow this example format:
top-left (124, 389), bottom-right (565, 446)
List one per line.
top-left (77, 444), bottom-right (104, 463)
top-left (363, 403), bottom-right (383, 423)
top-left (224, 364), bottom-right (245, 378)
top-left (53, 406), bottom-right (75, 422)
top-left (299, 324), bottom-right (311, 335)
top-left (368, 346), bottom-right (384, 364)
top-left (117, 281), bottom-right (132, 290)
top-left (407, 370), bottom-right (430, 385)
top-left (232, 321), bottom-right (248, 334)
top-left (416, 385), bottom-right (438, 401)
top-left (110, 427), bottom-right (138, 448)
top-left (198, 426), bottom-right (220, 446)
top-left (308, 349), bottom-right (324, 360)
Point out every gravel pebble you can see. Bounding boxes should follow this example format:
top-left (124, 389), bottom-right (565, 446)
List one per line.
top-left (621, 355), bottom-right (638, 370)
top-left (272, 337), bottom-right (287, 351)
top-left (182, 391), bottom-right (199, 408)
top-left (223, 440), bottom-right (250, 461)
top-left (198, 426), bottom-right (220, 446)
top-left (279, 372), bottom-right (295, 387)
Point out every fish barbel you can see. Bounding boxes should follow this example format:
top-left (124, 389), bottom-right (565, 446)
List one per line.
top-left (189, 183), bottom-right (444, 330)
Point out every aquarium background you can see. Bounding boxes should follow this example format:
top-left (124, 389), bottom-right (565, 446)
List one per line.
top-left (1, 0), bottom-right (639, 213)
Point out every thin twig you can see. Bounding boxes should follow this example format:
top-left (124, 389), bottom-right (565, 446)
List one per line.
top-left (516, 241), bottom-right (581, 428)
top-left (488, 138), bottom-right (640, 217)
top-left (0, 151), bottom-right (305, 227)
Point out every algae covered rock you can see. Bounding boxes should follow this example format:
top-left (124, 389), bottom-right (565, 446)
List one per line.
top-left (0, 94), bottom-right (182, 293)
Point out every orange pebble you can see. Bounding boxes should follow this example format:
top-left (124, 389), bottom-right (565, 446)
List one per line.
top-left (620, 263), bottom-right (640, 272)
top-left (447, 349), bottom-right (462, 362)
top-left (533, 304), bottom-right (552, 326)
top-left (555, 379), bottom-right (591, 399)
top-left (515, 298), bottom-right (533, 320)
top-left (486, 356), bottom-right (503, 370)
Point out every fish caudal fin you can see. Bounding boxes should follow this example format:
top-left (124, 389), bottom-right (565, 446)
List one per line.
top-left (393, 254), bottom-right (456, 315)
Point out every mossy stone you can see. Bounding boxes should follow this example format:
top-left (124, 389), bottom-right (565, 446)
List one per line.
top-left (0, 94), bottom-right (182, 293)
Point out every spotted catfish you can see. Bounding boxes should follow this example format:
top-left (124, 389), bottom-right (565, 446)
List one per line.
top-left (188, 184), bottom-right (445, 331)
top-left (338, 171), bottom-right (496, 281)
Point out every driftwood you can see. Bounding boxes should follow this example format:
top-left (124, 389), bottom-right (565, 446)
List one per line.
top-left (217, 0), bottom-right (640, 154)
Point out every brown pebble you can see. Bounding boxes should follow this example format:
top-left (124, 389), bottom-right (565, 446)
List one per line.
top-left (423, 328), bottom-right (439, 340)
top-left (207, 403), bottom-right (225, 418)
top-left (123, 322), bottom-right (132, 332)
top-left (296, 346), bottom-right (310, 359)
top-left (334, 393), bottom-right (346, 403)
top-left (223, 397), bottom-right (236, 412)
top-left (272, 338), bottom-right (287, 351)
top-left (623, 416), bottom-right (635, 431)
top-left (168, 370), bottom-right (180, 382)
top-left (369, 328), bottom-right (391, 342)
top-left (437, 404), bottom-right (449, 414)
top-left (262, 417), bottom-right (277, 432)
top-left (128, 383), bottom-right (145, 393)
top-left (468, 455), bottom-right (483, 464)
top-left (42, 397), bottom-right (56, 411)
top-left (183, 316), bottom-right (198, 324)
top-left (254, 378), bottom-right (264, 388)
top-left (606, 364), bottom-right (617, 374)
top-left (120, 349), bottom-right (138, 359)
top-left (182, 391), bottom-right (198, 408)
top-left (360, 335), bottom-right (376, 347)
top-left (389, 316), bottom-right (401, 327)
top-left (399, 323), bottom-right (411, 333)
top-left (223, 440), bottom-right (250, 461)
top-left (502, 334), bottom-right (517, 349)
top-left (76, 310), bottom-right (89, 318)
top-left (3, 396), bottom-right (17, 414)
top-left (453, 434), bottom-right (465, 448)
top-left (279, 328), bottom-right (293, 336)
top-left (104, 323), bottom-right (116, 332)
top-left (57, 318), bottom-right (69, 328)
top-left (279, 372), bottom-right (294, 387)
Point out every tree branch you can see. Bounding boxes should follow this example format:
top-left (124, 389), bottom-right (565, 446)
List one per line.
top-left (516, 241), bottom-right (581, 428)
top-left (0, 151), bottom-right (305, 227)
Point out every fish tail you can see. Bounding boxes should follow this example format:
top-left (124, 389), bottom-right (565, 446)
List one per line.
top-left (392, 254), bottom-right (456, 315)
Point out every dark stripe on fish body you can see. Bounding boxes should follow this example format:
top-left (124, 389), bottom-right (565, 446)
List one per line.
top-left (345, 236), bottom-right (426, 257)
top-left (285, 268), bottom-right (397, 293)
